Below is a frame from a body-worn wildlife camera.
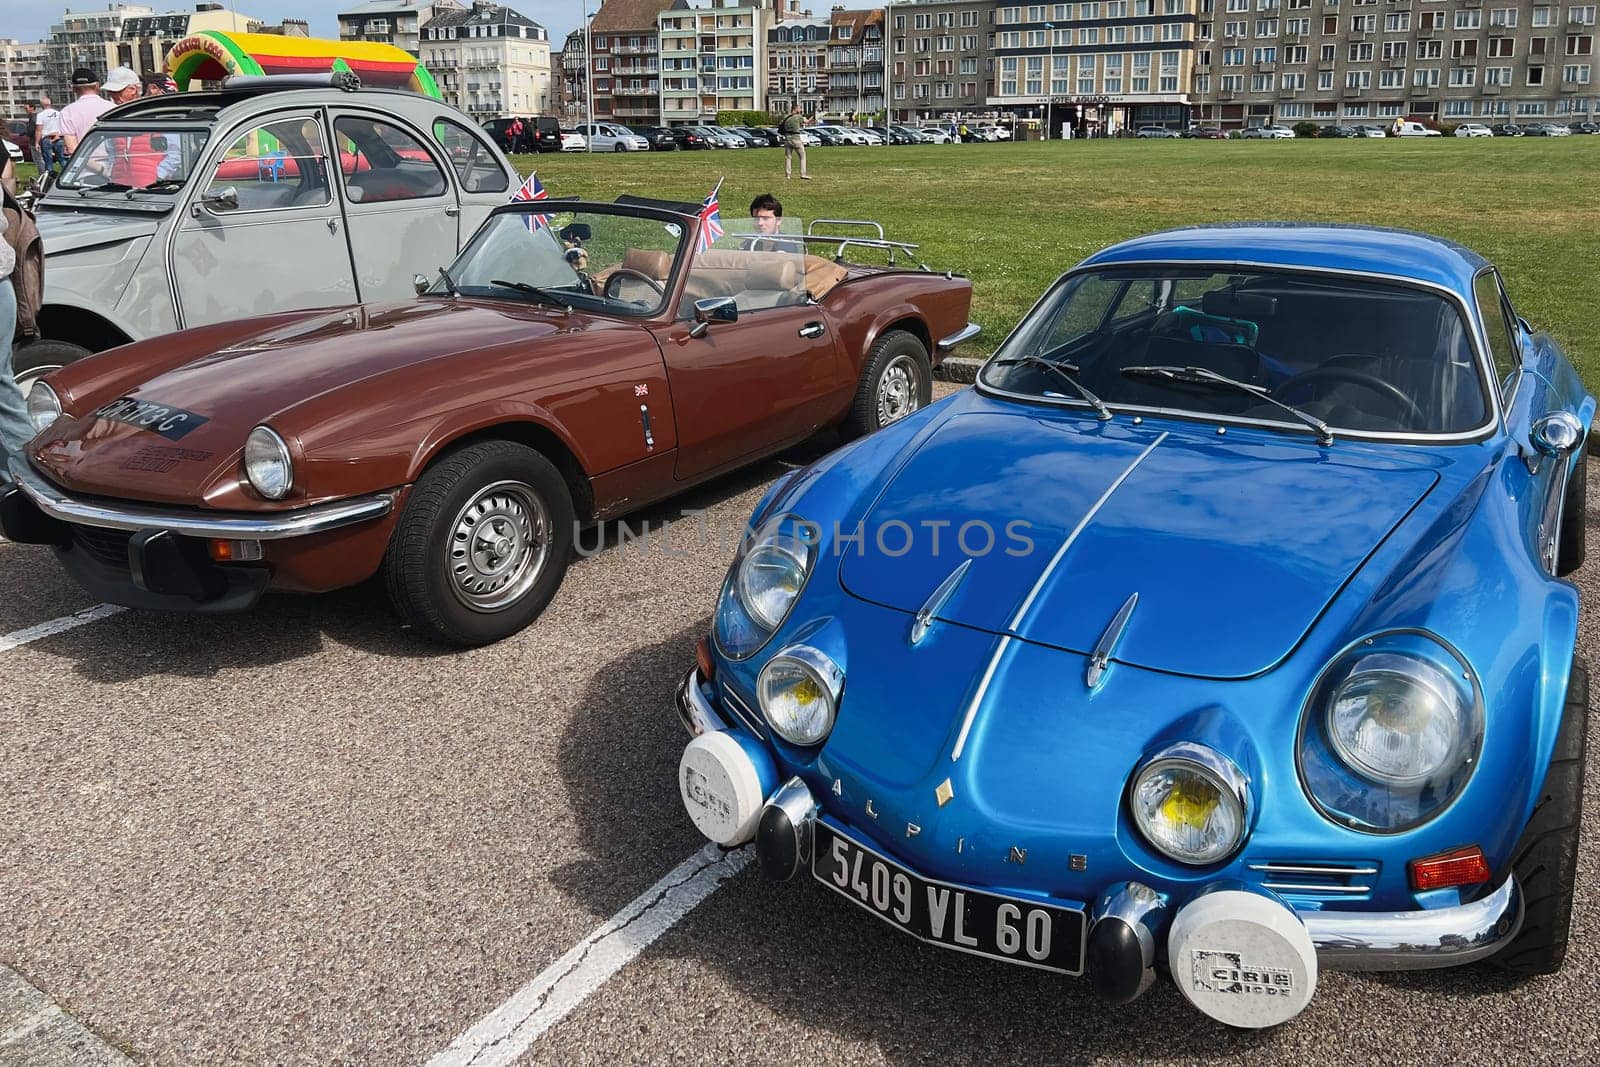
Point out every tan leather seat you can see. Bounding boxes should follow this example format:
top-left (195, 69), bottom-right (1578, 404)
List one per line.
top-left (621, 247), bottom-right (672, 281)
top-left (803, 255), bottom-right (849, 301)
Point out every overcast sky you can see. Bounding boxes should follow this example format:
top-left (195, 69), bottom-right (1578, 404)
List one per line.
top-left (0, 1), bottom-right (585, 52)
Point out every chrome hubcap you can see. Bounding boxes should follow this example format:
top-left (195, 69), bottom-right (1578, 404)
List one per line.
top-left (446, 480), bottom-right (550, 613)
top-left (876, 355), bottom-right (921, 426)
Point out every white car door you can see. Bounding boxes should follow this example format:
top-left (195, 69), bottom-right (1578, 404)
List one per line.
top-left (428, 115), bottom-right (514, 243)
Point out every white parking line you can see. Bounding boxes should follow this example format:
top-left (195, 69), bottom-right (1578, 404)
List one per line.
top-left (428, 844), bottom-right (751, 1067)
top-left (0, 604), bottom-right (126, 654)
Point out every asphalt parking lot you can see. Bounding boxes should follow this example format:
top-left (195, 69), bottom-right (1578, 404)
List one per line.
top-left (2, 380), bottom-right (1598, 1064)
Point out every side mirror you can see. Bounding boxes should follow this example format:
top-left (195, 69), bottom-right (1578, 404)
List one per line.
top-left (688, 296), bottom-right (738, 338)
top-left (1531, 411), bottom-right (1584, 457)
top-left (413, 273), bottom-right (430, 295)
top-left (199, 186), bottom-right (238, 212)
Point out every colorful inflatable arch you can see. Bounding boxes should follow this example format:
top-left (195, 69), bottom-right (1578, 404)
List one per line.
top-left (165, 31), bottom-right (441, 98)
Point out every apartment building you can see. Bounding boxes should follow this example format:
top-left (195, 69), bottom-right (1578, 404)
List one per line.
top-left (338, 0), bottom-right (464, 55)
top-left (827, 8), bottom-right (887, 118)
top-left (421, 1), bottom-right (552, 118)
top-left (1, 40), bottom-right (51, 115)
top-left (659, 0), bottom-right (767, 123)
top-left (45, 3), bottom-right (268, 101)
top-left (1191, 0), bottom-right (1596, 127)
top-left (560, 27), bottom-right (588, 121)
top-left (989, 0), bottom-right (1199, 135)
top-left (769, 15), bottom-right (832, 114)
top-left (890, 0), bottom-right (996, 120)
top-left (591, 0), bottom-right (675, 125)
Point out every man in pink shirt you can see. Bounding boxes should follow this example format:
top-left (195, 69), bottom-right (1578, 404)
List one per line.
top-left (59, 67), bottom-right (140, 154)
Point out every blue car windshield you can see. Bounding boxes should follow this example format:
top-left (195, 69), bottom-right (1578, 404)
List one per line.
top-left (979, 267), bottom-right (1492, 437)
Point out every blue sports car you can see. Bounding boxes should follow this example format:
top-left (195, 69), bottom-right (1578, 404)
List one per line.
top-left (673, 224), bottom-right (1593, 1028)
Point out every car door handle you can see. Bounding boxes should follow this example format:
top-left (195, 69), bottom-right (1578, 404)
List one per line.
top-left (326, 217), bottom-right (338, 234)
top-left (445, 205), bottom-right (461, 217)
top-left (799, 321), bottom-right (826, 339)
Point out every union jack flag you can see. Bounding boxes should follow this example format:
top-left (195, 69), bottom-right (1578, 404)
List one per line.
top-left (511, 171), bottom-right (549, 232)
top-left (696, 187), bottom-right (723, 252)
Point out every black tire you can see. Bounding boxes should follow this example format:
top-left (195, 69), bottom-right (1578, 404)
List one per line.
top-left (846, 329), bottom-right (933, 438)
top-left (1491, 660), bottom-right (1588, 976)
top-left (613, 143), bottom-right (626, 153)
top-left (1557, 449), bottom-right (1586, 576)
top-left (382, 440), bottom-right (574, 647)
top-left (12, 338), bottom-right (93, 391)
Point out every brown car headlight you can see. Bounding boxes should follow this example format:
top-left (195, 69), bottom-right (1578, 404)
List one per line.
top-left (243, 426), bottom-right (294, 500)
top-left (26, 382), bottom-right (62, 435)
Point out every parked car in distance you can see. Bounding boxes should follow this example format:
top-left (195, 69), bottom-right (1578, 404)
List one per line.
top-left (1354, 124), bottom-right (1388, 137)
top-left (1183, 126), bottom-right (1229, 139)
top-left (871, 125), bottom-right (915, 144)
top-left (669, 126), bottom-right (713, 150)
top-left (5, 198), bottom-right (979, 647)
top-left (743, 126), bottom-right (783, 147)
top-left (728, 127), bottom-right (768, 148)
top-left (1241, 124), bottom-right (1295, 138)
top-left (1568, 121), bottom-right (1600, 134)
top-left (12, 74), bottom-right (519, 390)
top-left (808, 125), bottom-right (844, 146)
top-left (1454, 122), bottom-right (1494, 137)
top-left (798, 129), bottom-right (822, 147)
top-left (635, 125), bottom-right (679, 150)
top-left (694, 126), bottom-right (744, 148)
top-left (480, 115), bottom-right (561, 153)
top-left (674, 221), bottom-right (1591, 1033)
top-left (811, 124), bottom-right (870, 145)
top-left (5, 118), bottom-right (31, 161)
top-left (915, 126), bottom-right (957, 144)
top-left (1524, 121), bottom-right (1573, 136)
top-left (574, 122), bottom-right (651, 151)
top-left (1393, 119), bottom-right (1443, 137)
top-left (1135, 125), bottom-right (1181, 138)
top-left (1491, 123), bottom-right (1526, 136)
top-left (976, 124), bottom-right (1012, 140)
top-left (1318, 125), bottom-right (1360, 138)
top-left (560, 129), bottom-right (588, 151)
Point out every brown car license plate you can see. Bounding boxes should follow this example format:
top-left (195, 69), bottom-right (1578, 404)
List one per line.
top-left (811, 823), bottom-right (1086, 975)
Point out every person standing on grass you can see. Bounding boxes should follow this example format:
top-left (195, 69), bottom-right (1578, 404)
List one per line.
top-left (780, 104), bottom-right (811, 180)
top-left (35, 96), bottom-right (64, 175)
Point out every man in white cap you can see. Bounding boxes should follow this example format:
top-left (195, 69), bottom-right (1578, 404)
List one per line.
top-left (59, 66), bottom-right (140, 154)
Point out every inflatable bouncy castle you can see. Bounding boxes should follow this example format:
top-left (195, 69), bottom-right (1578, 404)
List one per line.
top-left (165, 31), bottom-right (441, 98)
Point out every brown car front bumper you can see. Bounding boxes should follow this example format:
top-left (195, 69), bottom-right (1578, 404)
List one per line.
top-left (2, 457), bottom-right (395, 611)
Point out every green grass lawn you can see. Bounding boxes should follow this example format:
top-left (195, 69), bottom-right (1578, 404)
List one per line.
top-left (512, 139), bottom-right (1600, 382)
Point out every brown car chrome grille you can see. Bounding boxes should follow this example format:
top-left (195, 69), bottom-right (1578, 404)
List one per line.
top-left (68, 525), bottom-right (134, 571)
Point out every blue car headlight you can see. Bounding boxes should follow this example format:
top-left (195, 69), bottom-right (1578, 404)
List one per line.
top-left (758, 645), bottom-right (844, 745)
top-left (1298, 631), bottom-right (1484, 834)
top-left (714, 514), bottom-right (818, 660)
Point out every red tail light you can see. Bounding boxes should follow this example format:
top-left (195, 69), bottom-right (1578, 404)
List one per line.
top-left (1408, 845), bottom-right (1491, 891)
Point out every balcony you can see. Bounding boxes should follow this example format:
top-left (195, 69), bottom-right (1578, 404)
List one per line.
top-left (1562, 77), bottom-right (1584, 90)
top-left (1481, 82), bottom-right (1501, 92)
top-left (1318, 57), bottom-right (1336, 68)
top-left (613, 83), bottom-right (660, 95)
top-left (1278, 86), bottom-right (1302, 96)
top-left (1217, 89), bottom-right (1237, 98)
top-left (1257, 60), bottom-right (1277, 71)
top-left (1388, 55), bottom-right (1406, 66)
top-left (613, 44), bottom-right (658, 54)
top-left (1342, 84), bottom-right (1367, 95)
top-left (1417, 25), bottom-right (1435, 36)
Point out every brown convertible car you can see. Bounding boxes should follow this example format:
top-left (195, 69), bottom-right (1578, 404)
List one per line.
top-left (2, 196), bottom-right (977, 645)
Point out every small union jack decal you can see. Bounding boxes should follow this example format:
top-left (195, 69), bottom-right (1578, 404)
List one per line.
top-left (634, 383), bottom-right (649, 397)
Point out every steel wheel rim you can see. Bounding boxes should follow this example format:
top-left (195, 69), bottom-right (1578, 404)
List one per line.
top-left (876, 354), bottom-right (921, 426)
top-left (446, 480), bottom-right (551, 613)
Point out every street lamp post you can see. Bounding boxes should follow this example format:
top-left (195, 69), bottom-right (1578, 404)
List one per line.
top-left (1043, 21), bottom-right (1055, 140)
top-left (582, 5), bottom-right (595, 152)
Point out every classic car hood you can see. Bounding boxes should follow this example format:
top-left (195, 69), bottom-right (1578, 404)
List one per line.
top-left (34, 208), bottom-right (161, 255)
top-left (30, 299), bottom-right (619, 504)
top-left (838, 411), bottom-right (1438, 679)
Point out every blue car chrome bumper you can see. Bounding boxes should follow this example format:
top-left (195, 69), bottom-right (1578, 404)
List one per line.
top-left (674, 667), bottom-right (1524, 1023)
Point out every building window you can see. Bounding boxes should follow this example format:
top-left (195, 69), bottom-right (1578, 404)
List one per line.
top-left (1485, 64), bottom-right (1512, 82)
top-left (1454, 9), bottom-right (1481, 28)
top-left (1569, 34), bottom-right (1595, 53)
top-left (1414, 65), bottom-right (1439, 85)
top-left (1447, 65), bottom-right (1476, 84)
top-left (1443, 98), bottom-right (1474, 115)
top-left (1564, 62), bottom-right (1593, 80)
top-left (1346, 68), bottom-right (1371, 86)
top-left (1515, 99), bottom-right (1548, 113)
top-left (1317, 69), bottom-right (1335, 87)
top-left (1384, 11), bottom-right (1410, 30)
top-left (1528, 64), bottom-right (1546, 82)
top-left (1572, 6), bottom-right (1597, 24)
top-left (1349, 41), bottom-right (1373, 60)
top-left (1379, 66), bottom-right (1405, 85)
top-left (1343, 102), bottom-right (1369, 115)
top-left (1450, 38), bottom-right (1478, 57)
top-left (1383, 40), bottom-right (1408, 58)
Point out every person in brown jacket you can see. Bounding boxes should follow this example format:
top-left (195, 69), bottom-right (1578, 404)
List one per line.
top-left (0, 206), bottom-right (32, 474)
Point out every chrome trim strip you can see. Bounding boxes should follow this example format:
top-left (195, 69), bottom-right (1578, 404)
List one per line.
top-left (909, 557), bottom-right (971, 646)
top-left (1303, 875), bottom-right (1523, 971)
top-left (973, 259), bottom-right (1500, 445)
top-left (1008, 431), bottom-right (1167, 630)
top-left (1249, 862), bottom-right (1379, 876)
top-left (721, 683), bottom-right (768, 740)
top-left (1085, 591), bottom-right (1138, 690)
top-left (951, 431), bottom-right (1165, 761)
top-left (674, 668), bottom-right (727, 737)
top-left (9, 457), bottom-right (393, 540)
top-left (1261, 882), bottom-right (1372, 894)
top-left (937, 322), bottom-right (981, 351)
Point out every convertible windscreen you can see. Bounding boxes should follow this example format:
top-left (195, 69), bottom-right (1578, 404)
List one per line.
top-left (438, 209), bottom-right (687, 316)
top-left (979, 267), bottom-right (1492, 436)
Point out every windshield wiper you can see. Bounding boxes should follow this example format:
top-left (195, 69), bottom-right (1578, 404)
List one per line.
top-left (989, 356), bottom-right (1111, 420)
top-left (435, 266), bottom-right (459, 296)
top-left (1120, 365), bottom-right (1334, 446)
top-left (489, 279), bottom-right (571, 311)
top-left (74, 181), bottom-right (132, 195)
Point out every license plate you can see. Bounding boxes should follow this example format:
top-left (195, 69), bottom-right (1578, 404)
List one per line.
top-left (811, 822), bottom-right (1086, 975)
